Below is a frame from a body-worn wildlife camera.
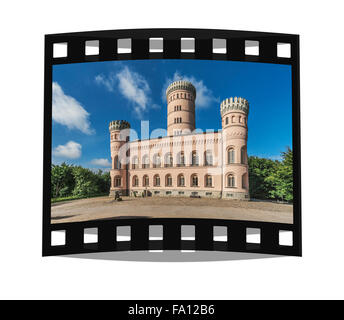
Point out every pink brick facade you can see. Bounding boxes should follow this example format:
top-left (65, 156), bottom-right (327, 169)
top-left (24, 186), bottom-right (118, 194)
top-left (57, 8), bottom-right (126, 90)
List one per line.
top-left (109, 81), bottom-right (250, 200)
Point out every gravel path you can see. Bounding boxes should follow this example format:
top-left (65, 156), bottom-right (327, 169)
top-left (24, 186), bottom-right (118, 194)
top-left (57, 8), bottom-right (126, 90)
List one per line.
top-left (51, 196), bottom-right (293, 224)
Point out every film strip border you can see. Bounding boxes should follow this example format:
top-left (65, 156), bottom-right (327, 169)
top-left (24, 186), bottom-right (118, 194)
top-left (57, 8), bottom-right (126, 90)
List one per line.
top-left (45, 218), bottom-right (299, 256)
top-left (45, 28), bottom-right (297, 64)
top-left (43, 29), bottom-right (301, 257)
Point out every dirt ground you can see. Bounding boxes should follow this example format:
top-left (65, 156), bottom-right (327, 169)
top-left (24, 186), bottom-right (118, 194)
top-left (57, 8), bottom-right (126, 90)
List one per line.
top-left (51, 196), bottom-right (293, 224)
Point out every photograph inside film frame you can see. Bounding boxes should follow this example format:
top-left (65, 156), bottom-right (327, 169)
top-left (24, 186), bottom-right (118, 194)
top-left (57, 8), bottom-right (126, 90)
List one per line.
top-left (51, 59), bottom-right (293, 225)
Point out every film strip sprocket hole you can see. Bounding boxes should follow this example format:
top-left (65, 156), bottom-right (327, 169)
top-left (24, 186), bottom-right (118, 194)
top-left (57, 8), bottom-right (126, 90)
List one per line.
top-left (43, 29), bottom-right (301, 257)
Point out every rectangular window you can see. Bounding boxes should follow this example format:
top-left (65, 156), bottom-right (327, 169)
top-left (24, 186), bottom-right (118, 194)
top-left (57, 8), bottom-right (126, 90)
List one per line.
top-left (192, 176), bottom-right (198, 186)
top-left (115, 178), bottom-right (121, 187)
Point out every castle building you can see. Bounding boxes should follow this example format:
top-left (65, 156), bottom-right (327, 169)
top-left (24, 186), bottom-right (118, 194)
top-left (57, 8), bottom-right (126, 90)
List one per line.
top-left (109, 80), bottom-right (250, 200)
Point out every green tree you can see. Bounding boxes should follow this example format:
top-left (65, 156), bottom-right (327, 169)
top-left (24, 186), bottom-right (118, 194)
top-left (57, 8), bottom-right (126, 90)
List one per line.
top-left (95, 170), bottom-right (111, 194)
top-left (248, 156), bottom-right (278, 200)
top-left (51, 163), bottom-right (75, 198)
top-left (51, 163), bottom-right (111, 200)
top-left (72, 166), bottom-right (99, 197)
top-left (266, 147), bottom-right (293, 202)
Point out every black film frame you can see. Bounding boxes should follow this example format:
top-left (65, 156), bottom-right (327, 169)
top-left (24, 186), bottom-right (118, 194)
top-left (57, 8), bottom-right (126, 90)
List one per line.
top-left (43, 28), bottom-right (301, 257)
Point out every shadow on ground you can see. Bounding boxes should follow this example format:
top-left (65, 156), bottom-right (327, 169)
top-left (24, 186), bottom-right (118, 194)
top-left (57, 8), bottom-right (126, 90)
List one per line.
top-left (51, 215), bottom-right (76, 220)
top-left (63, 250), bottom-right (284, 262)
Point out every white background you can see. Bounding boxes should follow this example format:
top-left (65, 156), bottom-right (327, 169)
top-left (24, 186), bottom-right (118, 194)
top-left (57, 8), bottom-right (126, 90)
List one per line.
top-left (0, 0), bottom-right (343, 300)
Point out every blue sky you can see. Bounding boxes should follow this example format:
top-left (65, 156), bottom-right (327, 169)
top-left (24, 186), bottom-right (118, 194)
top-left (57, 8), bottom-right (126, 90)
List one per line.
top-left (52, 59), bottom-right (292, 169)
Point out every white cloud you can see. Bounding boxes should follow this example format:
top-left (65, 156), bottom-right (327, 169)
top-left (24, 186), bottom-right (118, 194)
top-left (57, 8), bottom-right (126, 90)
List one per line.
top-left (162, 71), bottom-right (219, 108)
top-left (152, 104), bottom-right (161, 110)
top-left (95, 66), bottom-right (155, 118)
top-left (52, 141), bottom-right (82, 159)
top-left (95, 74), bottom-right (115, 92)
top-left (52, 82), bottom-right (94, 135)
top-left (90, 167), bottom-right (111, 173)
top-left (90, 158), bottom-right (111, 167)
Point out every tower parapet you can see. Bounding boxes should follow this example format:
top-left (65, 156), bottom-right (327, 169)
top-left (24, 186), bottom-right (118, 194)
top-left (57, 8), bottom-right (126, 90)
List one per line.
top-left (109, 120), bottom-right (130, 131)
top-left (220, 97), bottom-right (249, 116)
top-left (166, 80), bottom-right (196, 99)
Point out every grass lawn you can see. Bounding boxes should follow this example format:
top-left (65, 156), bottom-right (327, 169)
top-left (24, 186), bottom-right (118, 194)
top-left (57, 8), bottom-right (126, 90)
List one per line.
top-left (51, 193), bottom-right (108, 204)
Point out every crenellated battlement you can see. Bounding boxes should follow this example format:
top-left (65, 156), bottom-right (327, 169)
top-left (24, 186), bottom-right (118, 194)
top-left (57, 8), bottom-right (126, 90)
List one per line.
top-left (166, 80), bottom-right (196, 99)
top-left (220, 97), bottom-right (249, 116)
top-left (109, 120), bottom-right (131, 131)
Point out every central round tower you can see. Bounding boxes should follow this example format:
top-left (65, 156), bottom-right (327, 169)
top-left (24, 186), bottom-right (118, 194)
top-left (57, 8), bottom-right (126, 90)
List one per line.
top-left (166, 80), bottom-right (196, 136)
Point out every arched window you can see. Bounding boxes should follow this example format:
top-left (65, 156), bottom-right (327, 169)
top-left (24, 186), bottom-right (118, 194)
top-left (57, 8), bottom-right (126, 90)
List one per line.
top-left (231, 115), bottom-right (235, 123)
top-left (142, 155), bottom-right (149, 168)
top-left (241, 146), bottom-right (247, 164)
top-left (205, 175), bottom-right (212, 187)
top-left (191, 151), bottom-right (199, 166)
top-left (228, 148), bottom-right (235, 164)
top-left (132, 156), bottom-right (138, 169)
top-left (227, 174), bottom-right (235, 187)
top-left (154, 174), bottom-right (160, 187)
top-left (143, 175), bottom-right (149, 187)
top-left (177, 152), bottom-right (185, 166)
top-left (153, 154), bottom-right (161, 168)
top-left (242, 173), bottom-right (247, 189)
top-left (225, 117), bottom-right (229, 125)
top-left (165, 174), bottom-right (172, 187)
top-left (114, 156), bottom-right (121, 169)
top-left (204, 150), bottom-right (213, 166)
top-left (239, 116), bottom-right (242, 123)
top-left (178, 174), bottom-right (185, 187)
top-left (132, 175), bottom-right (139, 187)
top-left (191, 174), bottom-right (198, 187)
top-left (165, 153), bottom-right (173, 167)
top-left (114, 176), bottom-right (121, 187)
